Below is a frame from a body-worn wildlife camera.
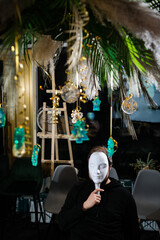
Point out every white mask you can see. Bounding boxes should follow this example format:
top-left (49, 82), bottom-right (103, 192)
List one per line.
top-left (88, 152), bottom-right (109, 192)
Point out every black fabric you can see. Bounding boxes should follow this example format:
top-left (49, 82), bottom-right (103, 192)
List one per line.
top-left (0, 157), bottom-right (43, 196)
top-left (58, 178), bottom-right (140, 240)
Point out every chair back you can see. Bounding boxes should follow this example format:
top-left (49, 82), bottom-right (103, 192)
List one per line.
top-left (132, 169), bottom-right (160, 221)
top-left (109, 167), bottom-right (119, 180)
top-left (44, 165), bottom-right (78, 214)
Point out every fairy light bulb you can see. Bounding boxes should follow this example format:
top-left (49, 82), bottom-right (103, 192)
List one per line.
top-left (19, 63), bottom-right (23, 69)
top-left (14, 75), bottom-right (18, 81)
top-left (11, 46), bottom-right (15, 52)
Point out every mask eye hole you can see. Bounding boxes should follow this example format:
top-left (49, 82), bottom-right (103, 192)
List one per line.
top-left (99, 163), bottom-right (107, 170)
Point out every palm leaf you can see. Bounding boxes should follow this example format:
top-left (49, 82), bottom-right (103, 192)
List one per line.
top-left (82, 6), bottom-right (152, 92)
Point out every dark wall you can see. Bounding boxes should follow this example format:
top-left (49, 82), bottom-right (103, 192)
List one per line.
top-left (0, 60), bottom-right (4, 155)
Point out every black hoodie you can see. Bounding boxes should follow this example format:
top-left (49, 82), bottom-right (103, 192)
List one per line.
top-left (58, 178), bottom-right (140, 240)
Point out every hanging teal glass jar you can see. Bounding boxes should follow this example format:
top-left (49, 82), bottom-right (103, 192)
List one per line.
top-left (14, 127), bottom-right (25, 150)
top-left (13, 126), bottom-right (25, 158)
top-left (0, 107), bottom-right (6, 127)
top-left (31, 144), bottom-right (41, 166)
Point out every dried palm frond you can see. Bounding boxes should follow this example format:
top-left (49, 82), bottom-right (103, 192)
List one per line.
top-left (137, 52), bottom-right (160, 89)
top-left (32, 35), bottom-right (62, 76)
top-left (128, 69), bottom-right (141, 98)
top-left (119, 73), bottom-right (138, 140)
top-left (82, 8), bottom-right (152, 95)
top-left (66, 4), bottom-right (89, 71)
top-left (145, 72), bottom-right (160, 91)
top-left (137, 69), bottom-right (158, 108)
top-left (86, 0), bottom-right (160, 39)
top-left (86, 0), bottom-right (160, 70)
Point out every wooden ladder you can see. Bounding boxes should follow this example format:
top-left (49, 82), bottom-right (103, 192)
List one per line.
top-left (37, 101), bottom-right (74, 177)
top-left (37, 67), bottom-right (74, 177)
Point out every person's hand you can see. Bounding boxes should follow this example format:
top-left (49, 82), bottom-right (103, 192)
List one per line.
top-left (82, 188), bottom-right (104, 211)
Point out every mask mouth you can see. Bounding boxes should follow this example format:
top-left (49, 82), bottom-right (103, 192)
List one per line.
top-left (92, 175), bottom-right (104, 180)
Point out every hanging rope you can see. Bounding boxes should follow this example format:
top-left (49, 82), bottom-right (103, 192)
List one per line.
top-left (107, 69), bottom-right (118, 157)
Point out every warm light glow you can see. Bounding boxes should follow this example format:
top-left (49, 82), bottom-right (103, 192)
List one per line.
top-left (22, 87), bottom-right (25, 92)
top-left (23, 104), bottom-right (27, 109)
top-left (14, 75), bottom-right (18, 81)
top-left (11, 46), bottom-right (15, 52)
top-left (19, 63), bottom-right (24, 69)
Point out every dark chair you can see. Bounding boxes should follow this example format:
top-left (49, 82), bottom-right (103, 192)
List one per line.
top-left (43, 165), bottom-right (78, 238)
top-left (0, 157), bottom-right (43, 239)
top-left (109, 167), bottom-right (119, 180)
top-left (132, 169), bottom-right (160, 233)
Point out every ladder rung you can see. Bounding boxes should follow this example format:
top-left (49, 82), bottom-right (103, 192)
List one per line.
top-left (46, 90), bottom-right (62, 94)
top-left (43, 107), bottom-right (65, 111)
top-left (42, 160), bottom-right (73, 163)
top-left (37, 132), bottom-right (71, 139)
top-left (42, 160), bottom-right (51, 163)
top-left (54, 160), bottom-right (73, 163)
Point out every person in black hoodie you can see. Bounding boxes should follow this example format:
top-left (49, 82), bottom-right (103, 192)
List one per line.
top-left (58, 146), bottom-right (140, 240)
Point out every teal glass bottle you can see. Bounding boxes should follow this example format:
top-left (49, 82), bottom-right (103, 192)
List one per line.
top-left (0, 107), bottom-right (6, 127)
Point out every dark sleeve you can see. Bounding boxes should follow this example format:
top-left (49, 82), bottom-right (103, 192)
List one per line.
top-left (124, 192), bottom-right (140, 240)
top-left (58, 182), bottom-right (85, 231)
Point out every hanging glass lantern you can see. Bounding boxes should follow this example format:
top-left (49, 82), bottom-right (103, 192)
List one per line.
top-left (13, 126), bottom-right (25, 157)
top-left (31, 144), bottom-right (41, 166)
top-left (0, 107), bottom-right (6, 127)
top-left (61, 82), bottom-right (80, 103)
top-left (12, 142), bottom-right (25, 158)
top-left (121, 94), bottom-right (137, 114)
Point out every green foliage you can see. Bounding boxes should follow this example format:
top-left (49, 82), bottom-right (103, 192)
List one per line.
top-left (130, 152), bottom-right (158, 172)
top-left (0, 0), bottom-right (155, 84)
top-left (82, 7), bottom-right (152, 87)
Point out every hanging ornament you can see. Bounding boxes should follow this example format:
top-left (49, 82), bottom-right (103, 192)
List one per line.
top-left (61, 81), bottom-right (80, 103)
top-left (71, 119), bottom-right (89, 144)
top-left (13, 126), bottom-right (25, 157)
top-left (107, 69), bottom-right (118, 158)
top-left (31, 144), bottom-right (41, 166)
top-left (79, 84), bottom-right (88, 103)
top-left (121, 94), bottom-right (138, 114)
top-left (0, 105), bottom-right (6, 127)
top-left (78, 58), bottom-right (88, 103)
top-left (71, 108), bottom-right (83, 123)
top-left (50, 95), bottom-right (61, 124)
top-left (107, 137), bottom-right (118, 157)
top-left (92, 95), bottom-right (101, 111)
top-left (12, 142), bottom-right (25, 158)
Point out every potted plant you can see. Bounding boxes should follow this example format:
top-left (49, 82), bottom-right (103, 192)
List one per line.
top-left (130, 152), bottom-right (158, 174)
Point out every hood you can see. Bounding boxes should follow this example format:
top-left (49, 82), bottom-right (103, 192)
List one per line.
top-left (100, 177), bottom-right (122, 190)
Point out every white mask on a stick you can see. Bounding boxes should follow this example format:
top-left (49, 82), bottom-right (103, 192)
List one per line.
top-left (88, 152), bottom-right (109, 194)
